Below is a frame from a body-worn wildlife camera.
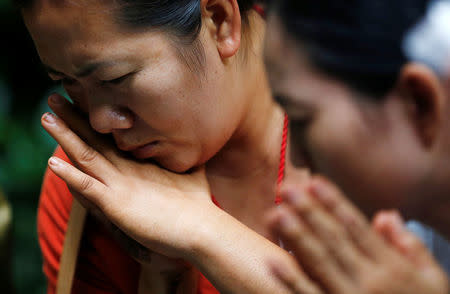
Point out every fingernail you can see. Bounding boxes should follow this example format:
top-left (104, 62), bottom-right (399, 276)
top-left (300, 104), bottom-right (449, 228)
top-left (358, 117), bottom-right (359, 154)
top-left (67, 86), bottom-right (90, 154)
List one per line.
top-left (49, 94), bottom-right (64, 105)
top-left (43, 113), bottom-right (56, 124)
top-left (48, 157), bottom-right (61, 166)
top-left (391, 211), bottom-right (405, 233)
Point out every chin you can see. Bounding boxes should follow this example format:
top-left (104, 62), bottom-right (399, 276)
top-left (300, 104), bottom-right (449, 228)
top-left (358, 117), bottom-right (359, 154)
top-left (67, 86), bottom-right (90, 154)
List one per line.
top-left (156, 157), bottom-right (198, 174)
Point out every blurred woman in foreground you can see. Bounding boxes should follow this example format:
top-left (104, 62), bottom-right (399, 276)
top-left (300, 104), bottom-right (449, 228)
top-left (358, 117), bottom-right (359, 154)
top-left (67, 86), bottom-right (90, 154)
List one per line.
top-left (265, 0), bottom-right (450, 293)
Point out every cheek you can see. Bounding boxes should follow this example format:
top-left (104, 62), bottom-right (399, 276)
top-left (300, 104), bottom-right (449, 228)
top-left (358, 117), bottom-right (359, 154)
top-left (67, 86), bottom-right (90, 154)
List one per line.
top-left (126, 68), bottom-right (201, 131)
top-left (308, 113), bottom-right (363, 176)
top-left (125, 65), bottom-right (235, 158)
top-left (305, 109), bottom-right (387, 213)
top-left (306, 111), bottom-right (416, 214)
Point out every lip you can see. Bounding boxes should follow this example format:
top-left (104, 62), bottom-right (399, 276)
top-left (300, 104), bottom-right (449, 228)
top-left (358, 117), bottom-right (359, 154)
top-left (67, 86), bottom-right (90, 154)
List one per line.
top-left (130, 141), bottom-right (160, 159)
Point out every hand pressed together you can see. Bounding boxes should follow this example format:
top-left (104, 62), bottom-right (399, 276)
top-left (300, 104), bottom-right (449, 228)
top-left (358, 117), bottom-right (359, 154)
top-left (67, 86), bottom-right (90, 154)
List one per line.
top-left (267, 177), bottom-right (449, 294)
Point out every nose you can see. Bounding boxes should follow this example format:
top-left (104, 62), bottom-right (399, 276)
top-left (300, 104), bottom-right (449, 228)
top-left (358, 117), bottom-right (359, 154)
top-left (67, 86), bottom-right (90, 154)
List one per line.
top-left (88, 104), bottom-right (134, 134)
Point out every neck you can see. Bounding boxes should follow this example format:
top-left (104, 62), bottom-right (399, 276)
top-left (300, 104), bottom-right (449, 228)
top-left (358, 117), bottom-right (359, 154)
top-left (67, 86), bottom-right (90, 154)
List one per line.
top-left (206, 83), bottom-right (285, 180)
top-left (205, 12), bottom-right (286, 180)
top-left (413, 161), bottom-right (450, 241)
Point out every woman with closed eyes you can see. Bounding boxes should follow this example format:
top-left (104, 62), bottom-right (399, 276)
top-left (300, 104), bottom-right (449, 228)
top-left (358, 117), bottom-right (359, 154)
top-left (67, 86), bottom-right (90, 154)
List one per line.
top-left (264, 0), bottom-right (449, 293)
top-left (18, 0), bottom-right (303, 293)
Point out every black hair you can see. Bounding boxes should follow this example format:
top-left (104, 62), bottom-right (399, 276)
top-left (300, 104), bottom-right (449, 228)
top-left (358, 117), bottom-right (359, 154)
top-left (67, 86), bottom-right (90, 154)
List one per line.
top-left (15, 0), bottom-right (259, 70)
top-left (115, 0), bottom-right (257, 42)
top-left (15, 0), bottom-right (256, 39)
top-left (272, 0), bottom-right (429, 97)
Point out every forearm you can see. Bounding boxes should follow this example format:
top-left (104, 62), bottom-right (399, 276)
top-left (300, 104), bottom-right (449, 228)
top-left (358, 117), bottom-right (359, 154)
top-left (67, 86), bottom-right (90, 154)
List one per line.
top-left (186, 207), bottom-right (293, 294)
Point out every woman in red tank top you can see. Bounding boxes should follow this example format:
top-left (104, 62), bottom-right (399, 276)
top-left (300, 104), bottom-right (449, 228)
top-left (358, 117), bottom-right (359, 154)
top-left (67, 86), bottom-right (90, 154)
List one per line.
top-left (19, 1), bottom-right (303, 293)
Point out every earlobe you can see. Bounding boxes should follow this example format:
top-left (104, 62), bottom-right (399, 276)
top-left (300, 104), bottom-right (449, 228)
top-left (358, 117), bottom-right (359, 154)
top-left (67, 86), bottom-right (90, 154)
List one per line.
top-left (202, 0), bottom-right (242, 59)
top-left (398, 63), bottom-right (445, 148)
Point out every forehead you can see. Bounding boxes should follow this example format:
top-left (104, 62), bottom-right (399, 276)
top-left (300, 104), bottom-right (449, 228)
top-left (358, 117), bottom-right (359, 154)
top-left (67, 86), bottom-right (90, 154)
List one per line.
top-left (264, 14), bottom-right (318, 94)
top-left (23, 0), bottom-right (141, 68)
top-left (23, 0), bottom-right (120, 42)
top-left (264, 14), bottom-right (362, 113)
top-left (264, 14), bottom-right (314, 82)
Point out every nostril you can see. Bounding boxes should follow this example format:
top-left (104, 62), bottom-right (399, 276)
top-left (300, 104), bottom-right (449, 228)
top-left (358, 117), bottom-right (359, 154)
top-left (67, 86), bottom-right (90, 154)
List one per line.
top-left (89, 117), bottom-right (111, 134)
top-left (88, 105), bottom-right (134, 134)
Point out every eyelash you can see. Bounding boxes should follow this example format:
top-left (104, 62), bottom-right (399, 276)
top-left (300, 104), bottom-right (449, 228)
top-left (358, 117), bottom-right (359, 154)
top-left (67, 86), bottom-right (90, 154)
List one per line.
top-left (100, 73), bottom-right (133, 86)
top-left (56, 73), bottom-right (132, 87)
top-left (61, 77), bottom-right (77, 86)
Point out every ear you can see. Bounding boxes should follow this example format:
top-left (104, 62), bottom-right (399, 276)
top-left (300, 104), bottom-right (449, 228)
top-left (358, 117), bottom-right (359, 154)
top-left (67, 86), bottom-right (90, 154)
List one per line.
top-left (397, 63), bottom-right (446, 148)
top-left (201, 0), bottom-right (242, 59)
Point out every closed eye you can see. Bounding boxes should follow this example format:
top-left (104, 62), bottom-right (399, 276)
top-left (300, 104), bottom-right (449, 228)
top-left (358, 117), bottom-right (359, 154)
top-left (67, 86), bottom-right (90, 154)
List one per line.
top-left (100, 72), bottom-right (134, 86)
top-left (47, 73), bottom-right (77, 87)
top-left (61, 77), bottom-right (77, 86)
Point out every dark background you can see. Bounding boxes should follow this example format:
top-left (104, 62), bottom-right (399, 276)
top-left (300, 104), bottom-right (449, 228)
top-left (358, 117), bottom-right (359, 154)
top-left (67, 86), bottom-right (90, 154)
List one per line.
top-left (1, 1), bottom-right (59, 293)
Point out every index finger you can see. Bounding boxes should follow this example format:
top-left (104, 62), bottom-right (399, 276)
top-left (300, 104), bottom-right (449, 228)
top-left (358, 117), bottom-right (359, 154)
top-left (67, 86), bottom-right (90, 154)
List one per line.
top-left (308, 176), bottom-right (394, 262)
top-left (48, 93), bottom-right (123, 163)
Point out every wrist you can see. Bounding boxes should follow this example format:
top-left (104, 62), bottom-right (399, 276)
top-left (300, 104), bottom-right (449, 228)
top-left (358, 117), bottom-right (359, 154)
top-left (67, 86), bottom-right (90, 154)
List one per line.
top-left (171, 198), bottom-right (221, 260)
top-left (180, 202), bottom-right (228, 263)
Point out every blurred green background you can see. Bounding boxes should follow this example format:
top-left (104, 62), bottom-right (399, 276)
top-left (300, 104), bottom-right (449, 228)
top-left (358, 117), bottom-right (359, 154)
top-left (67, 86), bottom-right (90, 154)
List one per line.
top-left (0, 1), bottom-right (59, 293)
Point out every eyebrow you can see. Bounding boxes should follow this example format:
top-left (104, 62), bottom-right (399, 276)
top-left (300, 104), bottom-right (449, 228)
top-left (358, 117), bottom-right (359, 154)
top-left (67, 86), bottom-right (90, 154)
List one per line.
top-left (43, 61), bottom-right (117, 78)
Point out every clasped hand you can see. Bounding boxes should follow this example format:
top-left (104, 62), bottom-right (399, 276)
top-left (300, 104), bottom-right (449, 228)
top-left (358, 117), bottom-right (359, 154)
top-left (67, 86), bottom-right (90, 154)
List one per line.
top-left (267, 178), bottom-right (449, 294)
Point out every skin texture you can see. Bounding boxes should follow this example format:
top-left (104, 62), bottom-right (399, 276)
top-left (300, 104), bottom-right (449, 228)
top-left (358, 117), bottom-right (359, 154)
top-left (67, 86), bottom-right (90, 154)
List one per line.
top-left (41, 94), bottom-right (296, 294)
top-left (25, 0), bottom-right (291, 244)
top-left (264, 12), bottom-right (449, 294)
top-left (24, 0), bottom-right (300, 293)
top-left (264, 13), bottom-right (450, 233)
top-left (25, 0), bottom-right (242, 174)
top-left (266, 178), bottom-right (449, 294)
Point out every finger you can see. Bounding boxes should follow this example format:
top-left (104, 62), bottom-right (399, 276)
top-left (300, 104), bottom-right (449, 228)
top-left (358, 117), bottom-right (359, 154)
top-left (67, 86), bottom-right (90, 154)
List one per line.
top-left (269, 206), bottom-right (353, 294)
top-left (372, 211), bottom-right (405, 245)
top-left (48, 94), bottom-right (121, 161)
top-left (373, 211), bottom-right (436, 268)
top-left (268, 258), bottom-right (324, 294)
top-left (48, 156), bottom-right (109, 209)
top-left (309, 176), bottom-right (392, 262)
top-left (281, 185), bottom-right (369, 275)
top-left (42, 112), bottom-right (118, 183)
